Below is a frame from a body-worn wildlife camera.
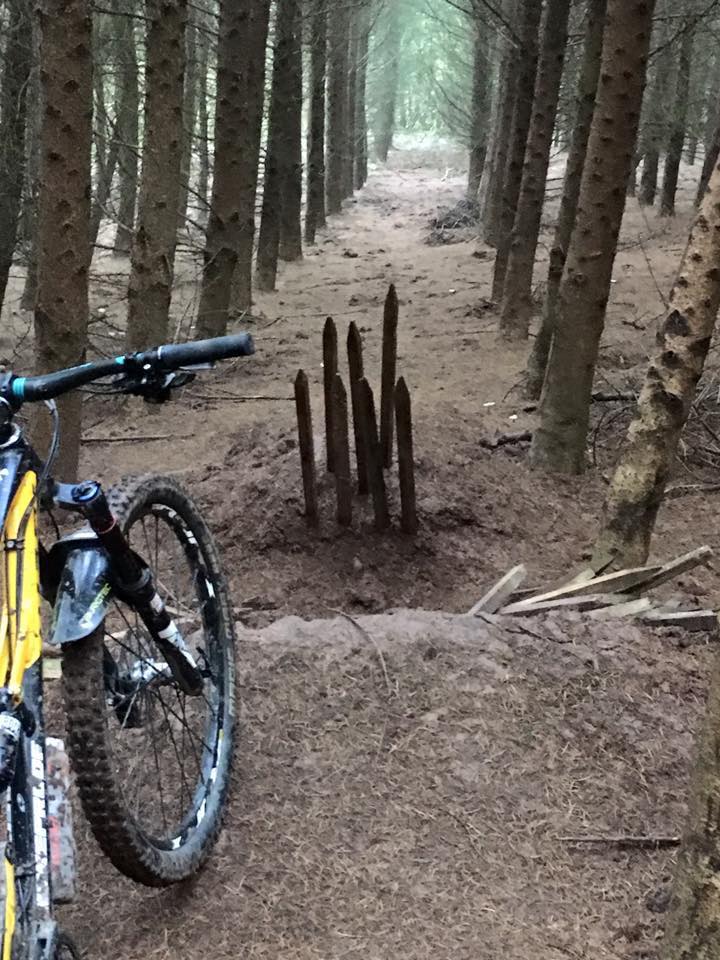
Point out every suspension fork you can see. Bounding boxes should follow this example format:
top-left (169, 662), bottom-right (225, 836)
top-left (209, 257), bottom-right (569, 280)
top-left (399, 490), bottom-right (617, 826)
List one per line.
top-left (52, 481), bottom-right (204, 697)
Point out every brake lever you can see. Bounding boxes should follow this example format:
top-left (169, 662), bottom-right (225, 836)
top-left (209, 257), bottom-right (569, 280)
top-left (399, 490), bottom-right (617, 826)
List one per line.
top-left (122, 370), bottom-right (196, 404)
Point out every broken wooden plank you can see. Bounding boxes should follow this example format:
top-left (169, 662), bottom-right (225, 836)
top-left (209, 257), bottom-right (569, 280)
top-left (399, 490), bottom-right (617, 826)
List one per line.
top-left (500, 594), bottom-right (628, 616)
top-left (640, 610), bottom-right (719, 632)
top-left (631, 546), bottom-right (713, 594)
top-left (380, 284), bottom-right (399, 469)
top-left (395, 377), bottom-right (418, 535)
top-left (323, 317), bottom-right (338, 473)
top-left (587, 598), bottom-right (653, 620)
top-left (294, 370), bottom-right (319, 527)
top-left (469, 565), bottom-right (528, 616)
top-left (332, 375), bottom-right (352, 527)
top-left (514, 564), bottom-right (663, 610)
top-left (347, 321), bottom-right (368, 495)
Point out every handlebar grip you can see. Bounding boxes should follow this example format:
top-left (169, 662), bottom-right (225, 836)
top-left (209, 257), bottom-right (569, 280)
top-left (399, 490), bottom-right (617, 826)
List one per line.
top-left (156, 333), bottom-right (255, 369)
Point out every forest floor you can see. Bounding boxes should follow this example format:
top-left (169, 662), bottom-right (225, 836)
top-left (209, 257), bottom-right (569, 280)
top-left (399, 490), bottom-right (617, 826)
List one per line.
top-left (5, 137), bottom-right (720, 957)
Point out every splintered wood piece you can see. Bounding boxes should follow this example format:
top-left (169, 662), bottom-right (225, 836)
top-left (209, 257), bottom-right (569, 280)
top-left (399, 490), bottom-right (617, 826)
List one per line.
top-left (359, 377), bottom-right (390, 531)
top-left (394, 377), bottom-right (418, 535)
top-left (631, 546), bottom-right (713, 594)
top-left (587, 598), bottom-right (652, 620)
top-left (500, 594), bottom-right (628, 616)
top-left (294, 370), bottom-right (318, 526)
top-left (640, 610), bottom-right (719, 632)
top-left (323, 317), bottom-right (338, 473)
top-left (380, 283), bottom-right (399, 469)
top-left (515, 564), bottom-right (664, 610)
top-left (347, 321), bottom-right (368, 495)
top-left (469, 565), bottom-right (527, 616)
top-left (332, 375), bottom-right (352, 527)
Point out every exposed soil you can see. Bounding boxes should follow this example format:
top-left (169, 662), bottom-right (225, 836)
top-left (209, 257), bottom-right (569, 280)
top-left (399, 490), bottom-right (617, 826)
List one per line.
top-left (5, 138), bottom-right (720, 956)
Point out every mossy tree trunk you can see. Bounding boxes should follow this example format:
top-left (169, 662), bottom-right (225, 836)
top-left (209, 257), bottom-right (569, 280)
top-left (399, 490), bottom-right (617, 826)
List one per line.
top-left (498, 0), bottom-right (572, 340)
top-left (126, 0), bottom-right (187, 351)
top-left (530, 0), bottom-right (656, 475)
top-left (34, 0), bottom-right (92, 481)
top-left (525, 0), bottom-right (607, 399)
top-left (660, 19), bottom-right (694, 217)
top-left (595, 159), bottom-right (720, 566)
top-left (490, 0), bottom-right (543, 302)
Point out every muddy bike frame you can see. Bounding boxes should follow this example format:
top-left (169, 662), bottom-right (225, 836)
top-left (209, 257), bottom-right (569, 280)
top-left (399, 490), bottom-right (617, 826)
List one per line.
top-left (0, 332), bottom-right (254, 959)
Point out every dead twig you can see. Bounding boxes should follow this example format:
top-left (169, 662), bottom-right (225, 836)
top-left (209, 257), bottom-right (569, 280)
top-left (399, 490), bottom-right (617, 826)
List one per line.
top-left (560, 835), bottom-right (680, 850)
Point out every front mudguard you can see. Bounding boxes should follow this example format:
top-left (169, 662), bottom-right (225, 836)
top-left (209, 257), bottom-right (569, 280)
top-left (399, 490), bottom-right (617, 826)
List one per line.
top-left (48, 544), bottom-right (113, 646)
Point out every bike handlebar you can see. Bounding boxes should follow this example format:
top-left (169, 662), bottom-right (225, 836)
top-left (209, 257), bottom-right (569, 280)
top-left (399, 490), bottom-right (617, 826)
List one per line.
top-left (7, 333), bottom-right (255, 405)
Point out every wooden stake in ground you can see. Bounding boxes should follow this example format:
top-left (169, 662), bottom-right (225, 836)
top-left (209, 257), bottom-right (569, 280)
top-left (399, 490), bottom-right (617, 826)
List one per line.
top-left (347, 321), bottom-right (368, 494)
top-left (294, 369), bottom-right (318, 526)
top-left (332, 374), bottom-right (352, 526)
top-left (394, 376), bottom-right (418, 534)
top-left (359, 377), bottom-right (390, 531)
top-left (380, 284), bottom-right (399, 469)
top-left (323, 316), bottom-right (338, 472)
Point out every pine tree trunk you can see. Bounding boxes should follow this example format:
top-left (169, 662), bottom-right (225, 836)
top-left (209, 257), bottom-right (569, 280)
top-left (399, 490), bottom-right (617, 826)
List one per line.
top-left (34, 0), bottom-right (92, 481)
top-left (326, 0), bottom-right (350, 213)
top-left (639, 22), bottom-right (673, 208)
top-left (0, 0), bottom-right (32, 315)
top-left (112, 0), bottom-right (139, 256)
top-left (177, 12), bottom-right (197, 230)
top-left (305, 0), bottom-right (326, 244)
top-left (373, 2), bottom-right (399, 163)
top-left (697, 116), bottom-right (720, 205)
top-left (255, 0), bottom-right (301, 290)
top-left (526, 0), bottom-right (607, 399)
top-left (354, 6), bottom-right (369, 190)
top-left (229, 0), bottom-right (269, 313)
top-left (125, 0), bottom-right (187, 351)
top-left (530, 0), bottom-right (656, 475)
top-left (467, 23), bottom-right (490, 201)
top-left (660, 20), bottom-right (694, 217)
top-left (704, 48), bottom-right (720, 153)
top-left (498, 0), bottom-right (572, 340)
top-left (481, 0), bottom-right (519, 246)
top-left (595, 157), bottom-right (720, 567)
top-left (89, 20), bottom-right (120, 255)
top-left (20, 21), bottom-right (40, 311)
top-left (196, 27), bottom-right (210, 222)
top-left (197, 0), bottom-right (263, 337)
top-left (490, 0), bottom-right (543, 302)
top-left (345, 12), bottom-right (357, 199)
top-left (279, 0), bottom-right (303, 262)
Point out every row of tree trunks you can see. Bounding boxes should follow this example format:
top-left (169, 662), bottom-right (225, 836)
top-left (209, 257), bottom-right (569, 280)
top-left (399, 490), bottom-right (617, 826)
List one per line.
top-left (530, 0), bottom-right (657, 474)
top-left (525, 0), bottom-right (607, 399)
top-left (498, 0), bottom-right (572, 340)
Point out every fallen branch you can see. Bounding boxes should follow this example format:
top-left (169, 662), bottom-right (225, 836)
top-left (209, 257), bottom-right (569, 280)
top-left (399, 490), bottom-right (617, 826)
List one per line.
top-left (559, 835), bottom-right (680, 850)
top-left (83, 434), bottom-right (179, 444)
top-left (479, 430), bottom-right (532, 450)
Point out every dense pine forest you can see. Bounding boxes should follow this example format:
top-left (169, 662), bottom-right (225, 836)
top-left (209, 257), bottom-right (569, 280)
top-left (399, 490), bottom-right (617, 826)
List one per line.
top-left (8, 0), bottom-right (720, 957)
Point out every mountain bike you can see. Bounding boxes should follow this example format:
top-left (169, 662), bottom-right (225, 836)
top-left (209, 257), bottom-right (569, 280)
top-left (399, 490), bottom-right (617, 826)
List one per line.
top-left (0, 332), bottom-right (255, 958)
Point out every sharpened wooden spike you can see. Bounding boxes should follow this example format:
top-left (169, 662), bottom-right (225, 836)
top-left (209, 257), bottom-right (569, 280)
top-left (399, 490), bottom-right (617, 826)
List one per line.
top-left (380, 284), bottom-right (399, 469)
top-left (332, 375), bottom-right (352, 527)
top-left (294, 370), bottom-right (318, 527)
top-left (359, 377), bottom-right (390, 531)
top-left (347, 322), bottom-right (368, 495)
top-left (394, 377), bottom-right (418, 535)
top-left (323, 317), bottom-right (338, 473)
top-left (469, 565), bottom-right (527, 616)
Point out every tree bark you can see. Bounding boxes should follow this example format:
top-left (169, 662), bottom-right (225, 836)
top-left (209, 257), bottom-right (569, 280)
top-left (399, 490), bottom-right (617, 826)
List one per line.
top-left (638, 19), bottom-right (673, 208)
top-left (595, 161), bottom-right (720, 566)
top-left (196, 26), bottom-right (210, 222)
top-left (372, 1), bottom-right (400, 163)
top-left (354, 6), bottom-right (369, 190)
top-left (177, 10), bottom-right (197, 230)
top-left (125, 0), bottom-right (187, 351)
top-left (660, 19), bottom-right (694, 217)
top-left (255, 0), bottom-right (301, 290)
top-left (20, 20), bottom-right (40, 311)
top-left (0, 0), bottom-right (32, 315)
top-left (345, 10), bottom-right (357, 199)
top-left (490, 0), bottom-right (543, 302)
top-left (326, 0), bottom-right (350, 213)
top-left (197, 0), bottom-right (271, 336)
top-left (34, 0), bottom-right (92, 481)
top-left (530, 0), bottom-right (656, 475)
top-left (278, 0), bottom-right (303, 262)
top-left (481, 0), bottom-right (519, 246)
top-left (498, 0), bottom-right (572, 340)
top-left (697, 115), bottom-right (720, 206)
top-left (525, 0), bottom-right (607, 399)
top-left (467, 22), bottom-right (490, 201)
top-left (305, 0), bottom-right (326, 244)
top-left (112, 0), bottom-right (139, 256)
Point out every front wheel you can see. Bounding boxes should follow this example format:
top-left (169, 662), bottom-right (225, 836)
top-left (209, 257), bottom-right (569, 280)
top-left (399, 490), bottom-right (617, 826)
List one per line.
top-left (62, 475), bottom-right (236, 886)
